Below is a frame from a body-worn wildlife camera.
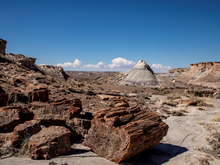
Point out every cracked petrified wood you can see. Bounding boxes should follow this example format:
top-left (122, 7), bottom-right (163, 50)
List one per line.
top-left (83, 106), bottom-right (169, 163)
top-left (29, 126), bottom-right (71, 160)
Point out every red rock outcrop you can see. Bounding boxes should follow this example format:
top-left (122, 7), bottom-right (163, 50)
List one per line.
top-left (0, 106), bottom-right (34, 132)
top-left (29, 126), bottom-right (71, 160)
top-left (0, 39), bottom-right (7, 55)
top-left (10, 120), bottom-right (41, 148)
top-left (83, 106), bottom-right (168, 163)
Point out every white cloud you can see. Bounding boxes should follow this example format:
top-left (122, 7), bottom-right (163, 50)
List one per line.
top-left (82, 61), bottom-right (107, 69)
top-left (108, 57), bottom-right (136, 70)
top-left (151, 63), bottom-right (172, 73)
top-left (57, 59), bottom-right (82, 68)
top-left (57, 57), bottom-right (135, 71)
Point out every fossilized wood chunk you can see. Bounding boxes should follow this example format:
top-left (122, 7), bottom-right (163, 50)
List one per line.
top-left (10, 120), bottom-right (41, 148)
top-left (0, 106), bottom-right (34, 132)
top-left (83, 106), bottom-right (169, 163)
top-left (28, 87), bottom-right (49, 102)
top-left (29, 126), bottom-right (71, 160)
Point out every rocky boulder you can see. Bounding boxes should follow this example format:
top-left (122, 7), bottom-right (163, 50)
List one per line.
top-left (29, 126), bottom-right (71, 160)
top-left (10, 120), bottom-right (41, 148)
top-left (83, 106), bottom-right (168, 163)
top-left (0, 106), bottom-right (34, 132)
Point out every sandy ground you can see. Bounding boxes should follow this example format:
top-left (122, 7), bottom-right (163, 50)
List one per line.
top-left (1, 96), bottom-right (220, 165)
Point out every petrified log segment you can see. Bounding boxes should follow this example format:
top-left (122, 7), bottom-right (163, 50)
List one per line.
top-left (28, 87), bottom-right (49, 102)
top-left (33, 98), bottom-right (82, 126)
top-left (29, 126), bottom-right (71, 160)
top-left (0, 86), bottom-right (8, 107)
top-left (7, 89), bottom-right (28, 105)
top-left (83, 106), bottom-right (168, 163)
top-left (66, 118), bottom-right (91, 139)
top-left (10, 120), bottom-right (41, 148)
top-left (0, 106), bottom-right (34, 132)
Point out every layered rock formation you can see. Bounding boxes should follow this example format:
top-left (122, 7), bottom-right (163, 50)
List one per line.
top-left (0, 39), bottom-right (7, 55)
top-left (5, 53), bottom-right (37, 70)
top-left (38, 65), bottom-right (69, 80)
top-left (83, 106), bottom-right (168, 163)
top-left (167, 68), bottom-right (190, 79)
top-left (176, 62), bottom-right (220, 84)
top-left (120, 60), bottom-right (160, 87)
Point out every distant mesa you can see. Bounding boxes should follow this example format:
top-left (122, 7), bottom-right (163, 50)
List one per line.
top-left (120, 60), bottom-right (161, 87)
top-left (176, 61), bottom-right (220, 84)
top-left (0, 38), bottom-right (7, 55)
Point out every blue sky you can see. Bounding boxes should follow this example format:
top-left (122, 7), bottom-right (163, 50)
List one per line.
top-left (1, 0), bottom-right (220, 72)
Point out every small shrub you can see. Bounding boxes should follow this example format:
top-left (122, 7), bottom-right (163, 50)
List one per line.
top-left (197, 107), bottom-right (206, 111)
top-left (162, 100), bottom-right (178, 107)
top-left (215, 96), bottom-right (220, 99)
top-left (132, 89), bottom-right (138, 94)
top-left (167, 93), bottom-right (182, 100)
top-left (212, 116), bottom-right (220, 122)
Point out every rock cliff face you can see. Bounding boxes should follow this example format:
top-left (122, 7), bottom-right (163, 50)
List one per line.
top-left (38, 65), bottom-right (69, 79)
top-left (0, 39), bottom-right (7, 55)
top-left (176, 62), bottom-right (220, 84)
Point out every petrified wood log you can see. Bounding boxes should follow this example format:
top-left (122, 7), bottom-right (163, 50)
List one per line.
top-left (10, 120), bottom-right (41, 148)
top-left (29, 126), bottom-right (71, 160)
top-left (0, 106), bottom-right (34, 132)
top-left (83, 106), bottom-right (168, 163)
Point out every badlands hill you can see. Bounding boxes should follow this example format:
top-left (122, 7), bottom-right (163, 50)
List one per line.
top-left (167, 62), bottom-right (220, 89)
top-left (176, 62), bottom-right (220, 83)
top-left (120, 60), bottom-right (160, 87)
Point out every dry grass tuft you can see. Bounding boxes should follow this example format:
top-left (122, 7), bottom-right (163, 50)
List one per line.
top-left (212, 116), bottom-right (220, 122)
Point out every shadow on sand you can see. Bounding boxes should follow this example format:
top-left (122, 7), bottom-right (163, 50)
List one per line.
top-left (121, 143), bottom-right (188, 165)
